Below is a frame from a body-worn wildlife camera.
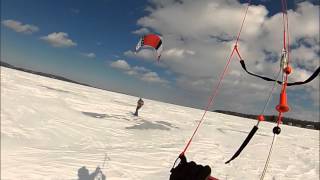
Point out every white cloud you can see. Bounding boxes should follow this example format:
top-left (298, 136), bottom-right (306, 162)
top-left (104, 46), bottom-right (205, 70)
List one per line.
top-left (2, 20), bottom-right (39, 34)
top-left (133, 0), bottom-right (319, 121)
top-left (124, 50), bottom-right (157, 62)
top-left (140, 72), bottom-right (168, 83)
top-left (110, 60), bottom-right (131, 70)
top-left (125, 70), bottom-right (139, 76)
top-left (81, 53), bottom-right (96, 58)
top-left (132, 27), bottom-right (150, 35)
top-left (138, 0), bottom-right (267, 40)
top-left (163, 48), bottom-right (195, 59)
top-left (132, 66), bottom-right (150, 73)
top-left (125, 47), bottom-right (196, 63)
top-left (290, 44), bottom-right (319, 71)
top-left (109, 60), bottom-right (168, 84)
top-left (41, 32), bottom-right (77, 48)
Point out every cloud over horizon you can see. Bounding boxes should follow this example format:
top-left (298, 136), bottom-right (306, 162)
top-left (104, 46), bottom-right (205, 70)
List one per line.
top-left (132, 0), bottom-right (319, 121)
top-left (110, 60), bottom-right (169, 84)
top-left (81, 52), bottom-right (96, 58)
top-left (2, 19), bottom-right (39, 34)
top-left (41, 32), bottom-right (77, 48)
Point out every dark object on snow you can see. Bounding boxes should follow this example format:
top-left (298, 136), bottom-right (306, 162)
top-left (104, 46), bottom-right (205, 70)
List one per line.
top-left (78, 166), bottom-right (90, 180)
top-left (78, 166), bottom-right (106, 180)
top-left (134, 98), bottom-right (144, 116)
top-left (170, 154), bottom-right (217, 180)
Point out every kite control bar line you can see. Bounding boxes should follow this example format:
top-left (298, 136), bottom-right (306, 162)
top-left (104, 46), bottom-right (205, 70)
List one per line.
top-left (226, 0), bottom-right (301, 165)
top-left (260, 1), bottom-right (291, 178)
top-left (225, 52), bottom-right (282, 164)
top-left (259, 113), bottom-right (282, 180)
top-left (181, 47), bottom-right (236, 155)
top-left (234, 44), bottom-right (320, 86)
top-left (237, 58), bottom-right (320, 86)
top-left (180, 0), bottom-right (252, 156)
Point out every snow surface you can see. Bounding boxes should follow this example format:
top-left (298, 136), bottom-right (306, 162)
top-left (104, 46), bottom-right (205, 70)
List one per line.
top-left (1, 67), bottom-right (319, 180)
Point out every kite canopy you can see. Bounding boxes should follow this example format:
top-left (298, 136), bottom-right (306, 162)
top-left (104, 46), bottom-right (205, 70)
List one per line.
top-left (135, 34), bottom-right (163, 61)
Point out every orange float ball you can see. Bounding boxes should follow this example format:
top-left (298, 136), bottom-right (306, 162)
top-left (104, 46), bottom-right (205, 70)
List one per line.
top-left (284, 66), bottom-right (292, 74)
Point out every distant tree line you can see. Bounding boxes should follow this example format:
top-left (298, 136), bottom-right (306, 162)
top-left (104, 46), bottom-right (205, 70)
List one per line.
top-left (0, 61), bottom-right (100, 87)
top-left (1, 61), bottom-right (131, 96)
top-left (214, 110), bottom-right (319, 130)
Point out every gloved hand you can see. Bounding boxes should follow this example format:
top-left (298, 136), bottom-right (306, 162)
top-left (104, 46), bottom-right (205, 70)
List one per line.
top-left (170, 154), bottom-right (212, 180)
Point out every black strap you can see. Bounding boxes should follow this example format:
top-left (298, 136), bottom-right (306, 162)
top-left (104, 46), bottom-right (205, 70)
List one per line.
top-left (225, 125), bottom-right (258, 164)
top-left (239, 60), bottom-right (320, 86)
top-left (287, 66), bottom-right (320, 86)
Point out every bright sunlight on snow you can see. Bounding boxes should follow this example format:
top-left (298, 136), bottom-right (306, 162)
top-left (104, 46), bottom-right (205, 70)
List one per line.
top-left (1, 67), bottom-right (319, 180)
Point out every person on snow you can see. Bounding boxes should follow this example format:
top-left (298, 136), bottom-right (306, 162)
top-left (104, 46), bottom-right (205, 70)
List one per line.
top-left (170, 154), bottom-right (217, 180)
top-left (134, 98), bottom-right (144, 116)
top-left (78, 166), bottom-right (90, 180)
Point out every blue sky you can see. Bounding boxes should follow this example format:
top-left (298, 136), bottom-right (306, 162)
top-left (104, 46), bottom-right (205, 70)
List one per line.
top-left (1, 0), bottom-right (170, 97)
top-left (1, 0), bottom-right (319, 121)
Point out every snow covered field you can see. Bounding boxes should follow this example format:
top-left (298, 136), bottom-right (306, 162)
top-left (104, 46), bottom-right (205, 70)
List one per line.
top-left (1, 67), bottom-right (319, 180)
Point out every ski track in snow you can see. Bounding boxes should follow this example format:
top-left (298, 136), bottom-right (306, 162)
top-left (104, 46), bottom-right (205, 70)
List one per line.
top-left (1, 67), bottom-right (319, 180)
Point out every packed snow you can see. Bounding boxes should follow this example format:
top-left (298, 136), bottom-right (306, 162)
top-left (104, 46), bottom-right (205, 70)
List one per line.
top-left (1, 67), bottom-right (319, 180)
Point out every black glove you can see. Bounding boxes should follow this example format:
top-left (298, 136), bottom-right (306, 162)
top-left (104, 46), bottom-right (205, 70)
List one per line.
top-left (170, 154), bottom-right (211, 180)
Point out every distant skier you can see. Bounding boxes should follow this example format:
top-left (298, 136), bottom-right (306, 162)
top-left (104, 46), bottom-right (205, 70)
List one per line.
top-left (134, 98), bottom-right (144, 116)
top-left (170, 154), bottom-right (217, 180)
top-left (78, 166), bottom-right (106, 180)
